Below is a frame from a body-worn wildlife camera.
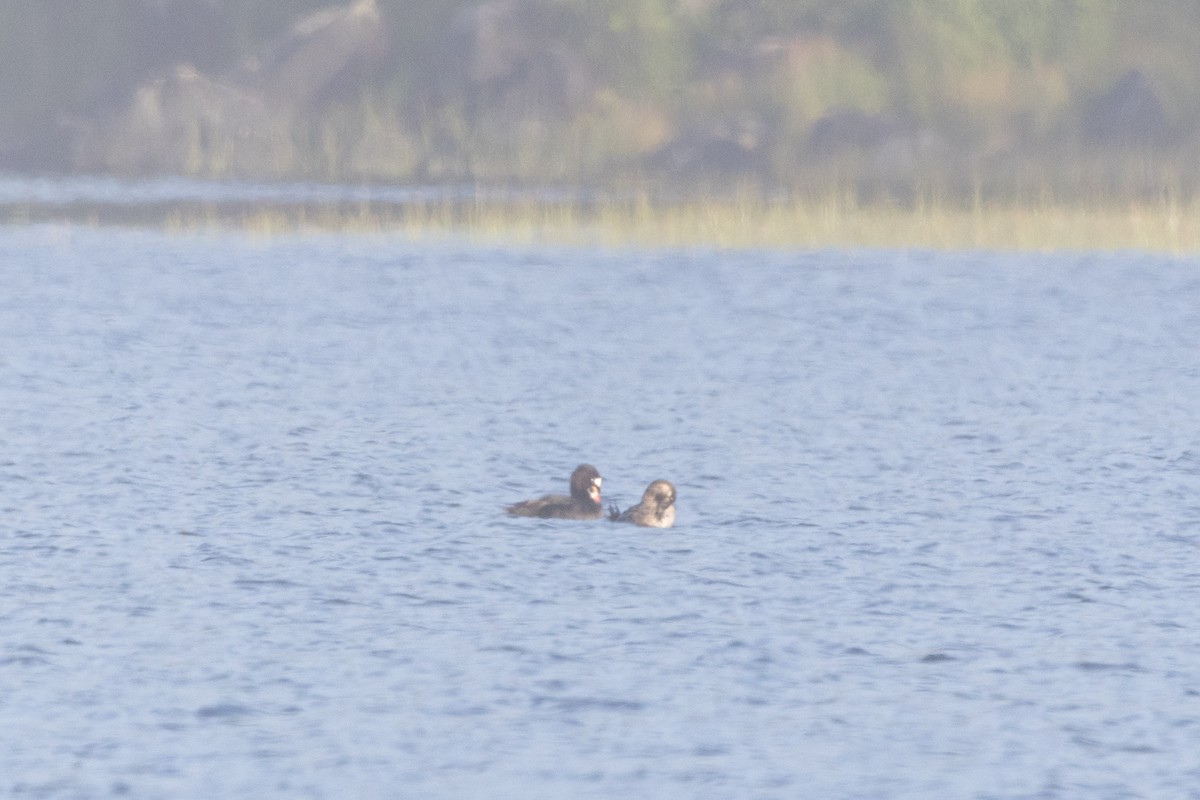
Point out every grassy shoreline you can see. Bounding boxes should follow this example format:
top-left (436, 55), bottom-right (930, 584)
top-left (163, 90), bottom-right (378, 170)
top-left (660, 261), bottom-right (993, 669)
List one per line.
top-left (5, 194), bottom-right (1200, 253)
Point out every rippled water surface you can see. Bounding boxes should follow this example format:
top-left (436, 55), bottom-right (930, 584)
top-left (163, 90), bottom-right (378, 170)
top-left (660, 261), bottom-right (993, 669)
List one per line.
top-left (3, 224), bottom-right (1200, 799)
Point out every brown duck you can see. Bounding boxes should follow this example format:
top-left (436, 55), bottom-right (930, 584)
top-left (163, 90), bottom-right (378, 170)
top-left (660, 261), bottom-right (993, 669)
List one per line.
top-left (506, 464), bottom-right (604, 520)
top-left (608, 480), bottom-right (676, 528)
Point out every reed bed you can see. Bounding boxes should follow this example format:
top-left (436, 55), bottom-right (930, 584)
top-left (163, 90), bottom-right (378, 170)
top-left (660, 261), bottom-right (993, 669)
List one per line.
top-left (225, 193), bottom-right (1200, 253)
top-left (12, 192), bottom-right (1200, 253)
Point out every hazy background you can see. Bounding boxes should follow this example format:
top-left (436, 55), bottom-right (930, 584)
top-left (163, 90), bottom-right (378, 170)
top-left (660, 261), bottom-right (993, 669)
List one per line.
top-left (2, 0), bottom-right (1198, 200)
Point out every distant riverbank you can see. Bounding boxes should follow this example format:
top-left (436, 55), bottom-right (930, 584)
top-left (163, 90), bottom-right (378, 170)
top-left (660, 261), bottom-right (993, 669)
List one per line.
top-left (3, 176), bottom-right (1197, 253)
top-left (6, 2), bottom-right (1200, 205)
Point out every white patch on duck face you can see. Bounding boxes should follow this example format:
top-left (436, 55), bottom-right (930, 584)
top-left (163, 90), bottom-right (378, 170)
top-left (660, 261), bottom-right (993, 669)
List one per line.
top-left (593, 477), bottom-right (602, 487)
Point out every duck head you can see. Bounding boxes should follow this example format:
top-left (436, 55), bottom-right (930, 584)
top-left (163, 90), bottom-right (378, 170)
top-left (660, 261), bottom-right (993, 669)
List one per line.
top-left (570, 463), bottom-right (603, 506)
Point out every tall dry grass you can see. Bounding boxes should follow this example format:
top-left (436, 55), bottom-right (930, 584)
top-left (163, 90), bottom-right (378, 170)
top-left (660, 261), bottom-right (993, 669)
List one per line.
top-left (197, 191), bottom-right (1200, 254)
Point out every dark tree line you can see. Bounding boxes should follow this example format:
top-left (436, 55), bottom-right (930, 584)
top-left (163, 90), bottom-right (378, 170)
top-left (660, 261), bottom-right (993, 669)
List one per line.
top-left (2, 0), bottom-right (1197, 197)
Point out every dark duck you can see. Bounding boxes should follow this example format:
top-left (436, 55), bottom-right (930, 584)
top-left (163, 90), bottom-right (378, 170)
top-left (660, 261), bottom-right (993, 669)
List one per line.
top-left (609, 480), bottom-right (676, 528)
top-left (506, 464), bottom-right (604, 520)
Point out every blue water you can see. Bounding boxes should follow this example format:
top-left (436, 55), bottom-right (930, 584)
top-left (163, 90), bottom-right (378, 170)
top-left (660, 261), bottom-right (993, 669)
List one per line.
top-left (2, 223), bottom-right (1200, 799)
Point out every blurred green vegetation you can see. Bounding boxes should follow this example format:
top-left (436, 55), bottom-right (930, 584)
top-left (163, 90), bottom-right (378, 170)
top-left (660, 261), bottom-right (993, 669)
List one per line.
top-left (1, 0), bottom-right (1198, 201)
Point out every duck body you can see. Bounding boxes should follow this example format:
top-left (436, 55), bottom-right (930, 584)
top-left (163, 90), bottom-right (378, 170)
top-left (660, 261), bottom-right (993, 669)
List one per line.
top-left (507, 464), bottom-right (604, 520)
top-left (608, 479), bottom-right (676, 528)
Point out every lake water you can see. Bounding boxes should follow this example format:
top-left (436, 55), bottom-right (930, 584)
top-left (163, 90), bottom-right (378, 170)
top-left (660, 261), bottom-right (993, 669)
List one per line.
top-left (2, 222), bottom-right (1199, 799)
